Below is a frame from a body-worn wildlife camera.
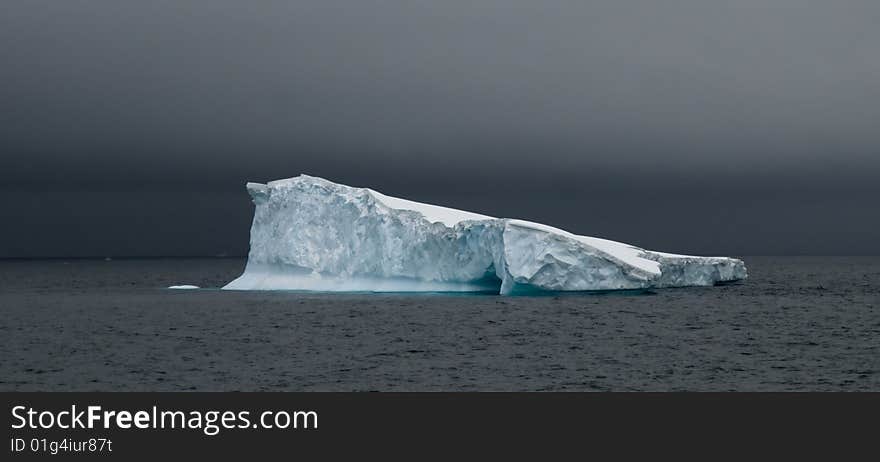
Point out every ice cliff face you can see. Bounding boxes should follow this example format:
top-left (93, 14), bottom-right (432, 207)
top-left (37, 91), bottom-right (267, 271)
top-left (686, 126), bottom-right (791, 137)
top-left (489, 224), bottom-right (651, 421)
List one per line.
top-left (224, 175), bottom-right (747, 294)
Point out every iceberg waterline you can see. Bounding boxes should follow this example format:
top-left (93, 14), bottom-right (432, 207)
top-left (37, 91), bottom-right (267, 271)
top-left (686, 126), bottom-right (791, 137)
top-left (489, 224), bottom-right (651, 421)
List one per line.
top-left (224, 175), bottom-right (747, 295)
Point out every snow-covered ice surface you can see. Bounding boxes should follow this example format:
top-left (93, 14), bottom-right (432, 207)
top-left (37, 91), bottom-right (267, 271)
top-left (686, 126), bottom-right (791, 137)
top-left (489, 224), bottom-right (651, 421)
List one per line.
top-left (168, 285), bottom-right (200, 289)
top-left (224, 175), bottom-right (747, 295)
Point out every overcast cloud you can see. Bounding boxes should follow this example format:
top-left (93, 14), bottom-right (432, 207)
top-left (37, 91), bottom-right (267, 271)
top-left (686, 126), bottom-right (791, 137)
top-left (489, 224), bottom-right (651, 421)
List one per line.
top-left (2, 1), bottom-right (878, 256)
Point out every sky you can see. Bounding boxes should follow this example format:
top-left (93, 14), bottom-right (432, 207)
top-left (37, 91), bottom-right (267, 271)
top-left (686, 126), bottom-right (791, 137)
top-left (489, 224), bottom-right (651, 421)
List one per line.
top-left (1, 0), bottom-right (879, 257)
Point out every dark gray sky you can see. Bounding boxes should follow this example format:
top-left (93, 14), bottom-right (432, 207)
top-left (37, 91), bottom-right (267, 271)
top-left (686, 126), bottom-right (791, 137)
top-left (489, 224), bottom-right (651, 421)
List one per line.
top-left (2, 0), bottom-right (878, 257)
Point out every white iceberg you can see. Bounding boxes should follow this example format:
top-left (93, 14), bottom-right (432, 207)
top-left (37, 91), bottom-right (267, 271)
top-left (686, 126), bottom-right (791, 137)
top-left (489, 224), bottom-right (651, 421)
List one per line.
top-left (224, 175), bottom-right (746, 295)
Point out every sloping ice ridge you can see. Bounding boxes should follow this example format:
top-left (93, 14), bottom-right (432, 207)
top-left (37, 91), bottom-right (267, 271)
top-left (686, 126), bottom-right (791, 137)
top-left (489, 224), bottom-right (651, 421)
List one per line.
top-left (224, 175), bottom-right (747, 295)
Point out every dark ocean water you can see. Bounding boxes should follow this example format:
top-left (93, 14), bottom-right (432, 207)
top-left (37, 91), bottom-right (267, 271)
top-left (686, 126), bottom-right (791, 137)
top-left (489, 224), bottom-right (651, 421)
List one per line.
top-left (1, 257), bottom-right (877, 391)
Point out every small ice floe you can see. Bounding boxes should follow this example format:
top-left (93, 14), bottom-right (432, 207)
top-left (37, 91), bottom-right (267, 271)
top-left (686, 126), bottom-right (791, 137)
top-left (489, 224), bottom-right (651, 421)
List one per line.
top-left (168, 285), bottom-right (200, 289)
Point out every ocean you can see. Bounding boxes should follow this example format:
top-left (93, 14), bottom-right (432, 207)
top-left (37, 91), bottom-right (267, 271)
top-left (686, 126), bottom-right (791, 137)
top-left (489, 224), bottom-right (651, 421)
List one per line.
top-left (1, 256), bottom-right (877, 391)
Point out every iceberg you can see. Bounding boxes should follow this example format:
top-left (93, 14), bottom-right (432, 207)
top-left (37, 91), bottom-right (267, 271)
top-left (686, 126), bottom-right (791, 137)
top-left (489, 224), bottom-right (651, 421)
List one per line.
top-left (224, 175), bottom-right (746, 295)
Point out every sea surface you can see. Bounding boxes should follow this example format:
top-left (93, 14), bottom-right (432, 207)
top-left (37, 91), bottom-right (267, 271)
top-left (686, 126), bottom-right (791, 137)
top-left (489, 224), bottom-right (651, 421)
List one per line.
top-left (1, 257), bottom-right (877, 391)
